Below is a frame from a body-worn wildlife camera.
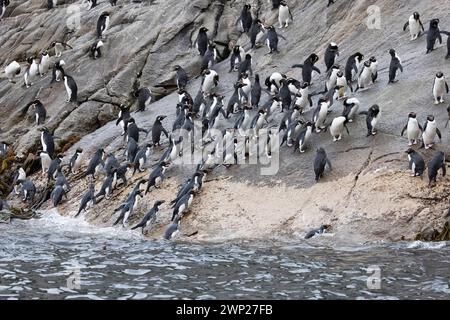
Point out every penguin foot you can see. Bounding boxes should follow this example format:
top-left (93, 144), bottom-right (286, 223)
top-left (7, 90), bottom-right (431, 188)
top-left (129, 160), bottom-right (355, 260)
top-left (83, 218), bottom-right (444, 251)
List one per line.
top-left (434, 101), bottom-right (440, 105)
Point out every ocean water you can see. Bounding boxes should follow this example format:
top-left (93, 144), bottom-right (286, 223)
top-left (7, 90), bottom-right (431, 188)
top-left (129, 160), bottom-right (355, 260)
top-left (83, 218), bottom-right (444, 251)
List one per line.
top-left (0, 211), bottom-right (449, 300)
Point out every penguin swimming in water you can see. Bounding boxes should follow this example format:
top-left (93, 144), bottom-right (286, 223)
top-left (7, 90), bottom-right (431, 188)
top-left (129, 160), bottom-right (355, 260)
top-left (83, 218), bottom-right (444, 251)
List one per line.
top-left (164, 215), bottom-right (181, 240)
top-left (90, 40), bottom-right (104, 59)
top-left (116, 104), bottom-right (130, 135)
top-left (24, 57), bottom-right (39, 88)
top-left (405, 148), bottom-right (425, 177)
top-left (329, 116), bottom-right (350, 142)
top-left (324, 43), bottom-right (339, 72)
top-left (425, 19), bottom-right (443, 54)
top-left (39, 51), bottom-right (51, 76)
top-left (151, 115), bottom-right (169, 146)
top-left (428, 151), bottom-right (446, 186)
top-left (0, 0), bottom-right (10, 19)
top-left (292, 53), bottom-right (321, 84)
top-left (361, 104), bottom-right (380, 137)
top-left (401, 112), bottom-right (423, 146)
top-left (49, 42), bottom-right (73, 57)
top-left (305, 225), bottom-right (330, 239)
top-left (75, 183), bottom-right (96, 217)
top-left (388, 49), bottom-right (403, 84)
top-left (69, 148), bottom-right (83, 174)
top-left (4, 61), bottom-right (20, 83)
top-left (82, 148), bottom-right (105, 179)
top-left (194, 27), bottom-right (209, 56)
top-left (131, 200), bottom-right (165, 234)
top-left (278, 1), bottom-right (293, 28)
top-left (432, 72), bottom-right (449, 105)
top-left (173, 65), bottom-right (188, 90)
top-left (237, 4), bottom-right (252, 33)
top-left (314, 148), bottom-right (332, 182)
top-left (294, 122), bottom-right (314, 154)
top-left (97, 12), bottom-right (110, 38)
top-left (39, 127), bottom-right (55, 158)
top-left (134, 87), bottom-right (153, 112)
top-left (63, 74), bottom-right (78, 103)
top-left (24, 100), bottom-right (46, 125)
top-left (403, 12), bottom-right (425, 41)
top-left (50, 60), bottom-right (65, 83)
top-left (422, 115), bottom-right (442, 149)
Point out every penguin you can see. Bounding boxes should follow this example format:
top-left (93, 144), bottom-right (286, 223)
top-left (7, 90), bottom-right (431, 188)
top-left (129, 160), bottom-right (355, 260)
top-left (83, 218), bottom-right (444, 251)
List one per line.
top-left (0, 141), bottom-right (9, 157)
top-left (326, 0), bottom-right (335, 7)
top-left (131, 200), bottom-right (165, 234)
top-left (134, 87), bottom-right (153, 112)
top-left (336, 71), bottom-right (351, 98)
top-left (265, 72), bottom-right (286, 94)
top-left (330, 116), bottom-right (350, 142)
top-left (145, 161), bottom-right (169, 194)
top-left (171, 171), bottom-right (206, 206)
top-left (113, 190), bottom-right (143, 227)
top-left (234, 106), bottom-right (252, 133)
top-left (251, 74), bottom-right (262, 109)
top-left (226, 82), bottom-right (245, 117)
top-left (39, 150), bottom-right (52, 176)
top-left (49, 42), bottom-right (73, 57)
top-left (0, 0), bottom-right (10, 19)
top-left (293, 82), bottom-right (313, 113)
top-left (278, 79), bottom-right (292, 112)
top-left (388, 49), bottom-right (403, 84)
top-left (287, 78), bottom-right (301, 95)
top-left (95, 171), bottom-right (116, 202)
top-left (271, 0), bottom-right (281, 9)
top-left (151, 115), bottom-right (169, 146)
top-left (238, 73), bottom-right (252, 105)
top-left (361, 104), bottom-right (380, 137)
top-left (356, 60), bottom-right (373, 91)
top-left (25, 100), bottom-right (46, 125)
top-left (47, 0), bottom-right (57, 10)
top-left (405, 148), bottom-right (425, 177)
top-left (278, 1), bottom-right (293, 28)
top-left (125, 118), bottom-right (148, 143)
top-left (280, 119), bottom-right (303, 147)
top-left (249, 19), bottom-right (265, 49)
top-left (97, 12), bottom-right (110, 38)
top-left (345, 52), bottom-right (364, 85)
top-left (201, 43), bottom-right (219, 72)
top-left (24, 57), bottom-right (39, 88)
top-left (312, 98), bottom-right (330, 133)
top-left (50, 60), bottom-right (65, 83)
top-left (440, 31), bottom-right (450, 59)
top-left (238, 54), bottom-right (253, 76)
top-left (172, 105), bottom-right (189, 131)
top-left (13, 167), bottom-right (26, 195)
top-left (164, 216), bottom-right (181, 240)
top-left (250, 109), bottom-right (268, 137)
top-left (305, 225), bottom-right (330, 239)
top-left (113, 163), bottom-right (131, 188)
top-left (201, 69), bottom-right (219, 95)
top-left (4, 61), bottom-right (20, 83)
top-left (195, 27), bottom-right (209, 56)
top-left (401, 112), bottom-right (423, 146)
top-left (47, 154), bottom-right (64, 181)
top-left (314, 148), bottom-right (332, 182)
top-left (325, 65), bottom-right (340, 92)
top-left (40, 127), bottom-right (55, 157)
top-left (132, 144), bottom-right (152, 174)
top-left (75, 183), bottom-right (96, 217)
top-left (82, 148), bottom-right (105, 179)
top-left (109, 0), bottom-right (117, 6)
top-left (103, 153), bottom-right (119, 176)
top-left (237, 4), bottom-right (252, 33)
top-left (342, 97), bottom-right (360, 123)
top-left (422, 115), bottom-right (442, 149)
top-left (38, 51), bottom-right (51, 76)
top-left (116, 104), bottom-right (130, 135)
top-left (432, 72), bottom-right (449, 105)
top-left (87, 0), bottom-right (97, 10)
top-left (90, 40), bottom-right (104, 59)
top-left (125, 137), bottom-right (139, 163)
top-left (171, 190), bottom-right (195, 221)
top-left (55, 169), bottom-right (70, 192)
top-left (428, 151), bottom-right (446, 186)
top-left (229, 45), bottom-right (245, 72)
top-left (173, 65), bottom-right (188, 89)
top-left (63, 75), bottom-right (78, 103)
top-left (207, 94), bottom-right (227, 129)
top-left (292, 53), bottom-right (321, 84)
top-left (293, 122), bottom-right (314, 153)
top-left (69, 148), bottom-right (83, 174)
top-left (368, 56), bottom-right (378, 83)
top-left (266, 25), bottom-right (280, 54)
top-left (403, 12), bottom-right (425, 41)
top-left (17, 179), bottom-right (36, 202)
top-left (324, 43), bottom-right (339, 72)
top-left (426, 19), bottom-right (443, 54)
top-left (51, 185), bottom-right (66, 207)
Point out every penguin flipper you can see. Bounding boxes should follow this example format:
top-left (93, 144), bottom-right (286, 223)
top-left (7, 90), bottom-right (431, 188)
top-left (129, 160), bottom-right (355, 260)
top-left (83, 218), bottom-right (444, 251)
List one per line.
top-left (401, 124), bottom-right (407, 136)
top-left (113, 213), bottom-right (124, 226)
top-left (403, 21), bottom-right (409, 31)
top-left (292, 64), bottom-right (304, 69)
top-left (436, 127), bottom-right (442, 140)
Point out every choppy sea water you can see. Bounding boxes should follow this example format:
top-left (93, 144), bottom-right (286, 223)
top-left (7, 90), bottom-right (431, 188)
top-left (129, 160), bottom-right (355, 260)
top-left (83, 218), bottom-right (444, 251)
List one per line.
top-left (0, 212), bottom-right (449, 300)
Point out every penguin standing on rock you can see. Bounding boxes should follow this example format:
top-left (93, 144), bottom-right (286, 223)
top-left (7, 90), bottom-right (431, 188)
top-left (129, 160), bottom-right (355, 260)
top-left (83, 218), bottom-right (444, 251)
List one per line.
top-left (425, 19), bottom-right (443, 54)
top-left (132, 144), bottom-right (152, 174)
top-left (345, 52), bottom-right (364, 85)
top-left (361, 105), bottom-right (380, 137)
top-left (171, 190), bottom-right (196, 221)
top-left (388, 49), bottom-right (403, 84)
top-left (49, 42), bottom-right (73, 57)
top-left (401, 112), bottom-right (422, 146)
top-left (294, 122), bottom-right (314, 154)
top-left (278, 1), bottom-right (293, 28)
top-left (403, 12), bottom-right (424, 41)
top-left (1, 0), bottom-right (10, 19)
top-left (63, 74), bottom-right (78, 103)
top-left (201, 69), bottom-right (219, 95)
top-left (314, 148), bottom-right (332, 182)
top-left (131, 200), bottom-right (165, 234)
top-left (324, 43), bottom-right (339, 72)
top-left (125, 118), bottom-right (148, 143)
top-left (330, 116), bottom-right (350, 142)
top-left (134, 87), bottom-right (153, 112)
top-left (151, 115), bottom-right (169, 146)
top-left (251, 74), bottom-right (262, 109)
top-left (266, 25), bottom-right (281, 54)
top-left (51, 185), bottom-right (66, 207)
top-left (90, 40), bottom-right (104, 59)
top-left (292, 54), bottom-right (321, 84)
top-left (4, 61), bottom-right (20, 83)
top-left (81, 148), bottom-right (105, 180)
top-left (116, 104), bottom-right (130, 135)
top-left (50, 60), bottom-right (65, 83)
top-left (174, 65), bottom-right (188, 90)
top-left (40, 127), bottom-right (55, 158)
top-left (405, 148), bottom-right (425, 177)
top-left (342, 97), bottom-right (360, 123)
top-left (237, 4), bottom-right (252, 33)
top-left (24, 57), bottom-right (39, 88)
top-left (439, 31), bottom-right (450, 59)
top-left (113, 190), bottom-right (143, 227)
top-left (249, 19), bottom-right (265, 49)
top-left (432, 72), bottom-right (449, 105)
top-left (69, 148), bottom-right (83, 174)
top-left (164, 216), bottom-right (181, 240)
top-left (17, 179), bottom-right (36, 202)
top-left (24, 100), bottom-right (46, 125)
top-left (428, 151), bottom-right (446, 186)
top-left (194, 27), bottom-right (209, 56)
top-left (145, 162), bottom-right (169, 194)
top-left (39, 151), bottom-right (52, 176)
top-left (39, 51), bottom-right (51, 76)
top-left (75, 183), bottom-right (96, 217)
top-left (422, 115), bottom-right (442, 149)
top-left (97, 12), bottom-right (110, 39)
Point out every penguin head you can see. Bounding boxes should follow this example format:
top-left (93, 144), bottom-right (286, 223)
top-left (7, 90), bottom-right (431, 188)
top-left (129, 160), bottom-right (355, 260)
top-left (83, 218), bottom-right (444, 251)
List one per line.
top-left (363, 60), bottom-right (371, 67)
top-left (202, 69), bottom-right (211, 76)
top-left (369, 56), bottom-right (377, 63)
top-left (233, 45), bottom-right (240, 55)
top-left (305, 122), bottom-right (314, 130)
top-left (26, 57), bottom-right (33, 64)
top-left (427, 115), bottom-right (435, 122)
top-left (58, 60), bottom-right (65, 66)
top-left (41, 50), bottom-right (48, 57)
top-left (436, 72), bottom-right (444, 79)
top-left (405, 148), bottom-right (415, 155)
top-left (317, 147), bottom-right (326, 155)
top-left (160, 161), bottom-right (170, 168)
top-left (75, 148), bottom-right (83, 154)
top-left (245, 53), bottom-right (252, 61)
top-left (329, 42), bottom-right (339, 50)
top-left (199, 26), bottom-right (208, 33)
top-left (96, 40), bottom-right (104, 48)
top-left (156, 115), bottom-right (166, 122)
top-left (56, 154), bottom-right (64, 160)
top-left (408, 112), bottom-right (417, 119)
top-left (431, 19), bottom-right (439, 28)
top-left (280, 1), bottom-right (287, 6)
top-left (388, 49), bottom-right (396, 57)
top-left (301, 82), bottom-right (310, 89)
top-left (154, 200), bottom-right (165, 207)
top-left (243, 4), bottom-right (251, 11)
top-left (309, 53), bottom-right (319, 64)
top-left (173, 65), bottom-right (182, 71)
top-left (336, 71), bottom-right (344, 78)
top-left (355, 52), bottom-right (364, 61)
top-left (50, 42), bottom-right (56, 48)
top-left (413, 12), bottom-right (420, 20)
top-left (127, 117), bottom-right (136, 124)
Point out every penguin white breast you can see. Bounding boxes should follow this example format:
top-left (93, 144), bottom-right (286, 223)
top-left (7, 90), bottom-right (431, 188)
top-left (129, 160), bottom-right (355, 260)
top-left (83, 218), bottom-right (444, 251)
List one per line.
top-left (409, 16), bottom-right (420, 34)
top-left (279, 6), bottom-right (289, 21)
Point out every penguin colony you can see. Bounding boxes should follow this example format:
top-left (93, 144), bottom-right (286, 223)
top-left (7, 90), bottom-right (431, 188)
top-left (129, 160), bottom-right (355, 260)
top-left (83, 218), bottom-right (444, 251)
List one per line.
top-left (1, 1), bottom-right (450, 241)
